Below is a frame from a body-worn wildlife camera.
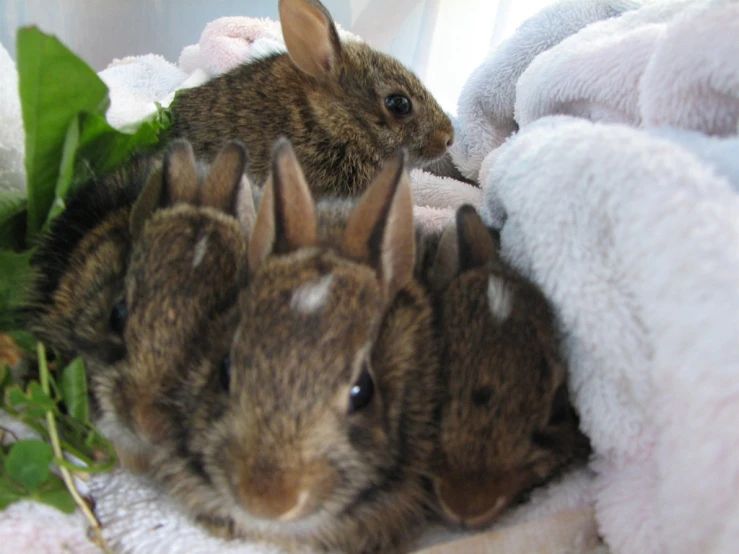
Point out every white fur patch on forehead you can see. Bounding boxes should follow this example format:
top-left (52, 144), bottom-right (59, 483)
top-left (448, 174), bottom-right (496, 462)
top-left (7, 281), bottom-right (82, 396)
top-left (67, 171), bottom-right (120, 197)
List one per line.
top-left (290, 274), bottom-right (334, 315)
top-left (192, 233), bottom-right (209, 269)
top-left (487, 275), bottom-right (513, 322)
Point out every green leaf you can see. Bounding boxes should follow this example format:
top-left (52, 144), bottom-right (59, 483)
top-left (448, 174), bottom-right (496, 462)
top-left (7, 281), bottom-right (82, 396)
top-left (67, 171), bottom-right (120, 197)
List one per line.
top-left (16, 27), bottom-right (109, 243)
top-left (0, 250), bottom-right (33, 332)
top-left (33, 474), bottom-right (77, 514)
top-left (0, 478), bottom-right (23, 510)
top-left (5, 382), bottom-right (55, 418)
top-left (0, 191), bottom-right (28, 251)
top-left (0, 363), bottom-right (8, 390)
top-left (28, 382), bottom-right (56, 411)
top-left (4, 439), bottom-right (53, 491)
top-left (6, 385), bottom-right (29, 409)
top-left (60, 357), bottom-right (88, 423)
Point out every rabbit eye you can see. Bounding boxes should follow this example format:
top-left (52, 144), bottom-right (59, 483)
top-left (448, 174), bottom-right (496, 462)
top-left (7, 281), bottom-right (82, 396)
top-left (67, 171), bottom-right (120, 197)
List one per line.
top-left (348, 366), bottom-right (375, 413)
top-left (219, 357), bottom-right (231, 391)
top-left (548, 384), bottom-right (570, 425)
top-left (109, 300), bottom-right (127, 334)
top-left (384, 94), bottom-right (412, 116)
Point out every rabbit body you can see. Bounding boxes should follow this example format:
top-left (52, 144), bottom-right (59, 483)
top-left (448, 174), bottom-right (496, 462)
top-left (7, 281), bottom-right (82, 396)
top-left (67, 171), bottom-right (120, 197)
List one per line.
top-left (147, 141), bottom-right (440, 554)
top-left (421, 206), bottom-right (591, 529)
top-left (168, 0), bottom-right (453, 198)
top-left (26, 141), bottom-right (253, 472)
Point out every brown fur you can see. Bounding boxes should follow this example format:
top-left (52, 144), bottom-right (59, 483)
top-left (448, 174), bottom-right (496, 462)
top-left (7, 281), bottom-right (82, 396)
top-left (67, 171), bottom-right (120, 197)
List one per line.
top-left (422, 206), bottom-right (591, 529)
top-left (153, 141), bottom-right (440, 553)
top-left (25, 155), bottom-right (158, 366)
top-left (167, 0), bottom-right (453, 198)
top-left (25, 140), bottom-right (254, 472)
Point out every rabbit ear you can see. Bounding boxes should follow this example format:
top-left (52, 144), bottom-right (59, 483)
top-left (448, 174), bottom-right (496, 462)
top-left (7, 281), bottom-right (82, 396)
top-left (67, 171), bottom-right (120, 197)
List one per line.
top-left (456, 205), bottom-right (499, 273)
top-left (162, 139), bottom-right (200, 206)
top-left (279, 0), bottom-right (342, 79)
top-left (342, 150), bottom-right (415, 300)
top-left (427, 222), bottom-right (459, 292)
top-left (248, 138), bottom-right (317, 273)
top-left (202, 140), bottom-right (247, 216)
top-left (236, 177), bottom-right (258, 238)
top-left (129, 166), bottom-right (165, 240)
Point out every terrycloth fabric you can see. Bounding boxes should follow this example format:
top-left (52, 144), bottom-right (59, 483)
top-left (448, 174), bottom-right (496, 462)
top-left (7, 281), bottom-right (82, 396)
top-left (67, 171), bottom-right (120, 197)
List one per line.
top-left (449, 0), bottom-right (642, 182)
top-left (639, 1), bottom-right (739, 135)
top-left (515, 0), bottom-right (739, 134)
top-left (98, 54), bottom-right (190, 130)
top-left (0, 501), bottom-right (100, 554)
top-left (410, 168), bottom-right (483, 232)
top-left (177, 16), bottom-right (285, 78)
top-left (480, 115), bottom-right (739, 554)
top-left (177, 15), bottom-right (362, 80)
top-left (0, 41), bottom-right (25, 192)
top-left (648, 127), bottom-right (739, 191)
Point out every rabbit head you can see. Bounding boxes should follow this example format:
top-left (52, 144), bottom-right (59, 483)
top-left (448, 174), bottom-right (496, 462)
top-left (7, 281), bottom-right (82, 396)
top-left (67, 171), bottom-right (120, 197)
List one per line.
top-left (181, 139), bottom-right (438, 553)
top-left (426, 205), bottom-right (591, 529)
top-left (92, 140), bottom-right (253, 469)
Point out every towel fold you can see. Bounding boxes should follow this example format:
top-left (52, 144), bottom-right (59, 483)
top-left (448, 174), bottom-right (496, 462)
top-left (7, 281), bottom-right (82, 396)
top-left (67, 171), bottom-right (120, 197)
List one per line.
top-left (639, 0), bottom-right (739, 135)
top-left (449, 0), bottom-right (641, 182)
top-left (514, 0), bottom-right (739, 135)
top-left (481, 116), bottom-right (739, 554)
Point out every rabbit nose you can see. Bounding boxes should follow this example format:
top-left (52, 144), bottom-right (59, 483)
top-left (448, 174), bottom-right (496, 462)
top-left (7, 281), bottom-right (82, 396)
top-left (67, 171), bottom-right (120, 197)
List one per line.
top-left (236, 461), bottom-right (335, 522)
top-left (433, 477), bottom-right (509, 529)
top-left (237, 471), bottom-right (303, 521)
top-left (436, 131), bottom-right (453, 149)
top-left (132, 400), bottom-right (170, 443)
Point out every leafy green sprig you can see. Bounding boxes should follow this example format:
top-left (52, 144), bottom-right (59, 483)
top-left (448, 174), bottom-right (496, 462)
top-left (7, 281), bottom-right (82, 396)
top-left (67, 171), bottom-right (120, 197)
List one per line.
top-left (0, 25), bottom-right (171, 551)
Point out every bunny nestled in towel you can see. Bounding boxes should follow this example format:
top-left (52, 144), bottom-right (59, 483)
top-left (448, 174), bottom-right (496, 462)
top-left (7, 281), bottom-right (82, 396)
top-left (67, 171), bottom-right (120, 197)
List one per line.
top-left (479, 115), bottom-right (739, 554)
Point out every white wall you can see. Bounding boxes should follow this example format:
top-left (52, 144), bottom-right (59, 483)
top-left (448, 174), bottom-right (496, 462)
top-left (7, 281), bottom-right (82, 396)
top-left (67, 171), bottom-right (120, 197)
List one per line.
top-left (0, 0), bottom-right (556, 113)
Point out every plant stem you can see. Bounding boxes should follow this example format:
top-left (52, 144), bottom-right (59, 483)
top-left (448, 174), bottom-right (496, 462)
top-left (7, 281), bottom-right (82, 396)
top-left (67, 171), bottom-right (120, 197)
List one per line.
top-left (37, 343), bottom-right (114, 554)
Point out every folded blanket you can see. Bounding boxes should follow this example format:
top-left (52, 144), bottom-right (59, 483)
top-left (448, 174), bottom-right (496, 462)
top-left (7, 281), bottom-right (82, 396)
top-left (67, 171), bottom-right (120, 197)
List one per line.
top-left (648, 127), bottom-right (739, 191)
top-left (639, 0), bottom-right (739, 135)
top-left (481, 115), bottom-right (739, 554)
top-left (449, 0), bottom-right (642, 182)
top-left (515, 0), bottom-right (739, 134)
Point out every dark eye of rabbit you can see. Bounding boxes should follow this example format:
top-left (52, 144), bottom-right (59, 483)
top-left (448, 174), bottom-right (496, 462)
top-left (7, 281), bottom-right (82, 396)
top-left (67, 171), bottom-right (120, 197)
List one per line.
top-left (348, 365), bottom-right (375, 413)
top-left (548, 384), bottom-right (570, 425)
top-left (109, 300), bottom-right (127, 334)
top-left (384, 94), bottom-right (412, 116)
top-left (219, 357), bottom-right (231, 391)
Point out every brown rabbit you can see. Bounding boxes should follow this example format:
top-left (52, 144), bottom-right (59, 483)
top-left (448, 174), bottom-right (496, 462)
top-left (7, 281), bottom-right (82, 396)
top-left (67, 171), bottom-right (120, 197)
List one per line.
top-left (91, 139), bottom-right (253, 470)
top-left (422, 205), bottom-right (591, 529)
top-left (25, 154), bottom-right (159, 366)
top-left (25, 140), bottom-right (254, 471)
top-left (167, 0), bottom-right (454, 198)
top-left (150, 139), bottom-right (439, 553)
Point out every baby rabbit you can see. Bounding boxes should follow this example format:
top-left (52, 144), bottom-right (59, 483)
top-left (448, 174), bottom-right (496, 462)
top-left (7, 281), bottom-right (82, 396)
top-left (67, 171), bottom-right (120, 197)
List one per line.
top-left (423, 205), bottom-right (591, 529)
top-left (157, 139), bottom-right (439, 553)
top-left (25, 154), bottom-right (159, 365)
top-left (168, 0), bottom-right (454, 197)
top-left (25, 140), bottom-right (253, 471)
top-left (92, 139), bottom-right (252, 471)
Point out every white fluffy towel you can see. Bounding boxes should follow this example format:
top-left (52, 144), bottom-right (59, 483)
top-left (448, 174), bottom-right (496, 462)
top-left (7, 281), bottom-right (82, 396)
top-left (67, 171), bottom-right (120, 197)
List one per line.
top-left (449, 0), bottom-right (641, 183)
top-left (514, 0), bottom-right (739, 134)
top-left (481, 115), bottom-right (739, 554)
